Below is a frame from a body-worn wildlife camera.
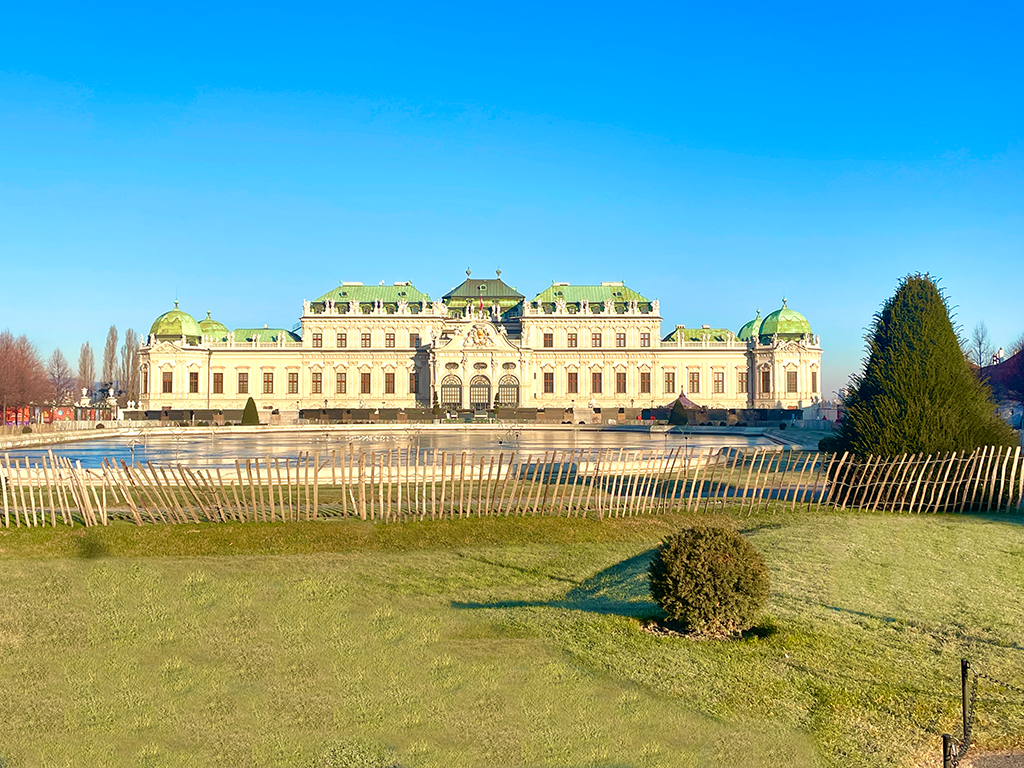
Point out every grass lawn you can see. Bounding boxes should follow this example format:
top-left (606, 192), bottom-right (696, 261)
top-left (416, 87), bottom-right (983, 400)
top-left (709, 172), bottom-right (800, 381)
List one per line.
top-left (1, 509), bottom-right (1023, 767)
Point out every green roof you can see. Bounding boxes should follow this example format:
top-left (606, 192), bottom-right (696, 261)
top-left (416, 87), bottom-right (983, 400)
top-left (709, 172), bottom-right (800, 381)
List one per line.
top-left (314, 282), bottom-right (431, 306)
top-left (662, 327), bottom-right (732, 343)
top-left (759, 300), bottom-right (812, 340)
top-left (150, 302), bottom-right (202, 340)
top-left (737, 310), bottom-right (762, 342)
top-left (232, 328), bottom-right (301, 343)
top-left (198, 311), bottom-right (229, 340)
top-left (532, 282), bottom-right (649, 304)
top-left (444, 275), bottom-right (524, 303)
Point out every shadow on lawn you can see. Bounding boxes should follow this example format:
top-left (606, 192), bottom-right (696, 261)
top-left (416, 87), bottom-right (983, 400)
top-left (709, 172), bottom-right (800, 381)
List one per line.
top-left (452, 550), bottom-right (661, 619)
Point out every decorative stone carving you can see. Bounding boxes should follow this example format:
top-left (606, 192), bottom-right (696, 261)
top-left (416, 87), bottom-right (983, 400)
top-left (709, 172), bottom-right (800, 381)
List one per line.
top-left (602, 300), bottom-right (614, 315)
top-left (465, 325), bottom-right (490, 348)
top-left (349, 299), bottom-right (360, 315)
top-left (397, 299), bottom-right (409, 315)
top-left (555, 297), bottom-right (567, 314)
top-left (581, 299), bottom-right (589, 314)
top-left (651, 299), bottom-right (660, 315)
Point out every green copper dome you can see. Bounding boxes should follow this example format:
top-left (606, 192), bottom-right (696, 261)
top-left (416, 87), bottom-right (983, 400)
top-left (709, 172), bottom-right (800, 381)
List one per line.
top-left (150, 301), bottom-right (202, 342)
top-left (737, 309), bottom-right (762, 342)
top-left (758, 299), bottom-right (812, 341)
top-left (198, 310), bottom-right (229, 341)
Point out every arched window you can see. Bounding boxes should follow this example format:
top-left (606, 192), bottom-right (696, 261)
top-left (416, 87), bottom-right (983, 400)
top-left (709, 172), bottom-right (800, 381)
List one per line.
top-left (440, 375), bottom-right (462, 409)
top-left (497, 375), bottom-right (520, 407)
top-left (469, 375), bottom-right (491, 410)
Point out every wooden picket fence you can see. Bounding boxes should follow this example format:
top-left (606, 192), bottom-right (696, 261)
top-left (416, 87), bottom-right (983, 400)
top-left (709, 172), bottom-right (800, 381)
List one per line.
top-left (1, 445), bottom-right (1022, 527)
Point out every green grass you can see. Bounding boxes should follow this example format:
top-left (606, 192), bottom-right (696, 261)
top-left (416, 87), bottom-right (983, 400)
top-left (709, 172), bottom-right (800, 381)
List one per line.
top-left (1, 508), bottom-right (1023, 767)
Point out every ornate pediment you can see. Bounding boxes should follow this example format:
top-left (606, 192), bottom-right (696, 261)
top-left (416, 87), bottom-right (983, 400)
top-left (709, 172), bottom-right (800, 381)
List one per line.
top-left (437, 323), bottom-right (518, 352)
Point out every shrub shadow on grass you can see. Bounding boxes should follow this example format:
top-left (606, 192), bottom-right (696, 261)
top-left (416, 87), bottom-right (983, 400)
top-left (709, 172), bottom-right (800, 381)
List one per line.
top-left (76, 533), bottom-right (108, 559)
top-left (453, 550), bottom-right (661, 619)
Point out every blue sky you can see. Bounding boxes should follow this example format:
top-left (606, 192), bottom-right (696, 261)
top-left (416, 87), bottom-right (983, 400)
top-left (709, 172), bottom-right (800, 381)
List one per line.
top-left (2, 2), bottom-right (1021, 396)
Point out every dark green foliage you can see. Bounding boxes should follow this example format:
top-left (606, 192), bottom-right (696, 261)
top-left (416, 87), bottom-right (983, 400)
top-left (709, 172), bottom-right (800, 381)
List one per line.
top-left (21, 426), bottom-right (31, 434)
top-left (241, 397), bottom-right (260, 426)
top-left (648, 526), bottom-right (769, 637)
top-left (828, 274), bottom-right (1016, 456)
top-left (668, 399), bottom-right (688, 425)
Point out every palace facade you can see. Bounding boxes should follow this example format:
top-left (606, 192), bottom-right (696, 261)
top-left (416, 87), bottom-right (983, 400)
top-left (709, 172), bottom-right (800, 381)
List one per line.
top-left (137, 273), bottom-right (822, 415)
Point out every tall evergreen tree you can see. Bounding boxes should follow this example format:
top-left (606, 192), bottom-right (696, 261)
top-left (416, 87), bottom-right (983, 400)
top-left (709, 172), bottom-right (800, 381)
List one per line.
top-left (823, 274), bottom-right (1016, 456)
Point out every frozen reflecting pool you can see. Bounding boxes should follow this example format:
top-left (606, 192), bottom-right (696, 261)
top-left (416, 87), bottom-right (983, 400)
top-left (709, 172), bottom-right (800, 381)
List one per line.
top-left (9, 427), bottom-right (778, 469)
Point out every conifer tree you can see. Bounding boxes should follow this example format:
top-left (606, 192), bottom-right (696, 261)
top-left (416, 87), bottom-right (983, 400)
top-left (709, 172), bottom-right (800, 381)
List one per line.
top-left (823, 274), bottom-right (1016, 456)
top-left (241, 396), bottom-right (260, 426)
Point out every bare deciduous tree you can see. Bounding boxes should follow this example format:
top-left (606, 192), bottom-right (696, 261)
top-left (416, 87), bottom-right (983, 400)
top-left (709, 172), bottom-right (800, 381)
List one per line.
top-left (101, 325), bottom-right (118, 396)
top-left (0, 330), bottom-right (51, 423)
top-left (1010, 330), bottom-right (1024, 358)
top-left (46, 349), bottom-right (76, 404)
top-left (970, 321), bottom-right (994, 367)
top-left (77, 342), bottom-right (95, 400)
top-left (119, 328), bottom-right (139, 405)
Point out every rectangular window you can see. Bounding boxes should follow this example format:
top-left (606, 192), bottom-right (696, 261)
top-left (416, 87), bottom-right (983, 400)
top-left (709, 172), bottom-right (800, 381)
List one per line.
top-left (664, 371), bottom-right (676, 394)
top-left (409, 333), bottom-right (420, 348)
top-left (713, 370), bottom-right (725, 394)
top-left (543, 372), bottom-right (554, 393)
top-left (189, 371), bottom-right (199, 394)
top-left (385, 333), bottom-right (395, 348)
top-left (337, 371), bottom-right (347, 394)
top-left (142, 369), bottom-right (149, 395)
top-left (616, 333), bottom-right (626, 348)
top-left (591, 371), bottom-right (603, 394)
top-left (811, 371), bottom-right (818, 393)
top-left (640, 371), bottom-right (651, 394)
top-left (738, 371), bottom-right (748, 395)
top-left (312, 333), bottom-right (322, 348)
top-left (640, 332), bottom-right (650, 348)
top-left (312, 372), bottom-right (322, 395)
top-left (591, 333), bottom-right (602, 348)
top-left (385, 372), bottom-right (395, 394)
top-left (543, 333), bottom-right (553, 348)
top-left (567, 371), bottom-right (578, 394)
top-left (787, 370), bottom-right (798, 394)
top-left (761, 370), bottom-right (771, 394)
top-left (162, 371), bottom-right (173, 394)
top-left (263, 372), bottom-right (274, 395)
top-left (616, 371), bottom-right (627, 394)
top-left (361, 333), bottom-right (371, 348)
top-left (409, 371), bottom-right (418, 395)
top-left (213, 372), bottom-right (224, 394)
top-left (237, 371), bottom-right (249, 395)
top-left (688, 371), bottom-right (700, 394)
top-left (288, 372), bottom-right (299, 394)
top-left (337, 333), bottom-right (347, 348)
top-left (361, 372), bottom-right (371, 394)
top-left (567, 332), bottom-right (577, 348)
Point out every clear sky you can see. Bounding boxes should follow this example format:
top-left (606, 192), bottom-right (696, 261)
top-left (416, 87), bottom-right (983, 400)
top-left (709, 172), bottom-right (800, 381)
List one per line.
top-left (2, 2), bottom-right (1021, 397)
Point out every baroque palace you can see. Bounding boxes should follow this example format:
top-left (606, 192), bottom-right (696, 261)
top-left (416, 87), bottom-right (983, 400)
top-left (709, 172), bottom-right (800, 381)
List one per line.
top-left (138, 272), bottom-right (822, 415)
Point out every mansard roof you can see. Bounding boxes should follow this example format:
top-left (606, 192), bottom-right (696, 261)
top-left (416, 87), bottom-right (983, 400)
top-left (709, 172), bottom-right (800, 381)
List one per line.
top-left (311, 282), bottom-right (431, 314)
top-left (662, 326), bottom-right (733, 343)
top-left (232, 328), bottom-right (301, 343)
top-left (443, 276), bottom-right (524, 303)
top-left (529, 281), bottom-right (655, 314)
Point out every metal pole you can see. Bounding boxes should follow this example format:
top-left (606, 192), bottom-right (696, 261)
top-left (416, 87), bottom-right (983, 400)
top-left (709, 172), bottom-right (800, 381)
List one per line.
top-left (942, 733), bottom-right (953, 768)
top-left (962, 658), bottom-right (970, 746)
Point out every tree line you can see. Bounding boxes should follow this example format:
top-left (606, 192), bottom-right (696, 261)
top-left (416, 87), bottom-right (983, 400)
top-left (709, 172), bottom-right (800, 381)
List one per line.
top-left (0, 325), bottom-right (140, 419)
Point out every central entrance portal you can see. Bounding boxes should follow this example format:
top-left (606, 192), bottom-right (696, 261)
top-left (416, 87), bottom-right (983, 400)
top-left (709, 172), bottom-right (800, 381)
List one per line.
top-left (469, 375), bottom-right (491, 410)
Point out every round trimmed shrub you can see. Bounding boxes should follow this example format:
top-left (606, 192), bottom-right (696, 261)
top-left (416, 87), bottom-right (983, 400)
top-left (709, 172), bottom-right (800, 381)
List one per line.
top-left (21, 426), bottom-right (32, 434)
top-left (648, 525), bottom-right (769, 637)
